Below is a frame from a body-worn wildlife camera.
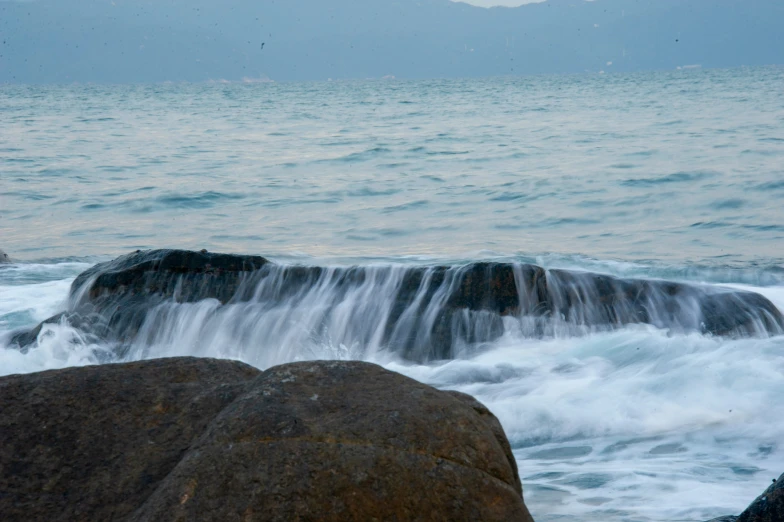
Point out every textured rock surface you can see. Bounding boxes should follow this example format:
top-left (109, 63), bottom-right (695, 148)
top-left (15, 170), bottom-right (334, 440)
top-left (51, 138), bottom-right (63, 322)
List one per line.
top-left (0, 357), bottom-right (533, 522)
top-left (12, 249), bottom-right (784, 358)
top-left (0, 357), bottom-right (259, 521)
top-left (705, 473), bottom-right (784, 522)
top-left (736, 473), bottom-right (784, 522)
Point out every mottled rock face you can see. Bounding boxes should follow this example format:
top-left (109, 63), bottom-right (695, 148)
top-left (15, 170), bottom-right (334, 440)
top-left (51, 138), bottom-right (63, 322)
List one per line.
top-left (0, 358), bottom-right (533, 522)
top-left (0, 358), bottom-right (259, 521)
top-left (736, 473), bottom-right (784, 522)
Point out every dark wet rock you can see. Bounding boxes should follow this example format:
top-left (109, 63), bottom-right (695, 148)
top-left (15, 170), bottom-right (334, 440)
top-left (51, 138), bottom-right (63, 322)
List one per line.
top-left (0, 357), bottom-right (533, 522)
top-left (0, 248), bottom-right (10, 263)
top-left (11, 249), bottom-right (269, 351)
top-left (72, 248), bottom-right (269, 304)
top-left (736, 472), bottom-right (784, 522)
top-left (13, 249), bottom-right (784, 360)
top-left (543, 268), bottom-right (783, 337)
top-left (705, 472), bottom-right (784, 522)
top-left (10, 312), bottom-right (67, 351)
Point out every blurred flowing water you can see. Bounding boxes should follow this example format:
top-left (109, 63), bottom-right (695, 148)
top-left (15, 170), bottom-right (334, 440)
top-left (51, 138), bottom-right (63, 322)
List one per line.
top-left (2, 66), bottom-right (784, 521)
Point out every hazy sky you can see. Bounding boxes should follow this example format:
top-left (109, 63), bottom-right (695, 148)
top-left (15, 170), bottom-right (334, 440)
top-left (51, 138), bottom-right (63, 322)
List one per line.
top-left (458, 0), bottom-right (546, 6)
top-left (2, 0), bottom-right (781, 83)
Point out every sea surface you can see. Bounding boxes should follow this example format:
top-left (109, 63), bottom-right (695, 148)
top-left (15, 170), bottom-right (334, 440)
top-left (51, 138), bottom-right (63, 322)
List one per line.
top-left (2, 66), bottom-right (784, 521)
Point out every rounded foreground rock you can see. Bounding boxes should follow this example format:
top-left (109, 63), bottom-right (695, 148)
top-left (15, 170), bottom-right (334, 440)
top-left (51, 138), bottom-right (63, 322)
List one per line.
top-left (0, 357), bottom-right (533, 522)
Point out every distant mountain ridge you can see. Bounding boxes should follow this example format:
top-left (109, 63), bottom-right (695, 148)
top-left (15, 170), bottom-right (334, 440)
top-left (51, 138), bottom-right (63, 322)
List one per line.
top-left (1, 0), bottom-right (782, 83)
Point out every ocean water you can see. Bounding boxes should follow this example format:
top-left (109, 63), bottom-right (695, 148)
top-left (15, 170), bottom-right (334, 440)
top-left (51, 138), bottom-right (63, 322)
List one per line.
top-left (2, 66), bottom-right (784, 521)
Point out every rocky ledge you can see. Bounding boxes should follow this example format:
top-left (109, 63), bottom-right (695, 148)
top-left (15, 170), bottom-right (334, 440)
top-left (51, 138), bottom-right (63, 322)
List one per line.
top-left (0, 357), bottom-right (533, 522)
top-left (11, 249), bottom-right (784, 360)
top-left (707, 473), bottom-right (784, 521)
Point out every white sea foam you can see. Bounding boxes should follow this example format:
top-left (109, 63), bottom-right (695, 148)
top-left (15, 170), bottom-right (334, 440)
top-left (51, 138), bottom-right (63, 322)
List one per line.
top-left (388, 329), bottom-right (784, 520)
top-left (0, 264), bottom-right (101, 374)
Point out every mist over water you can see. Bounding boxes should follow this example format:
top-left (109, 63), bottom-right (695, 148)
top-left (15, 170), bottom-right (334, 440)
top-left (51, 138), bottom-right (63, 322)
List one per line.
top-left (2, 67), bottom-right (784, 521)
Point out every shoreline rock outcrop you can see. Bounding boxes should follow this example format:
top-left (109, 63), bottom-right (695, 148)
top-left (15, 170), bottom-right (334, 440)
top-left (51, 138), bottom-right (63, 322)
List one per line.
top-left (0, 357), bottom-right (534, 522)
top-left (11, 249), bottom-right (784, 359)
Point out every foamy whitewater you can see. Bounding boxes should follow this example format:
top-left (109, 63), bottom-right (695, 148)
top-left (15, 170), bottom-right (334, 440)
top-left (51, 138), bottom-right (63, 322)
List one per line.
top-left (2, 66), bottom-right (784, 521)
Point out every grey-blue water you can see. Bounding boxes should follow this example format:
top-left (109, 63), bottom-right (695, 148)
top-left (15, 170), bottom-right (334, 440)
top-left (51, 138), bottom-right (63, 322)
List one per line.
top-left (2, 66), bottom-right (784, 521)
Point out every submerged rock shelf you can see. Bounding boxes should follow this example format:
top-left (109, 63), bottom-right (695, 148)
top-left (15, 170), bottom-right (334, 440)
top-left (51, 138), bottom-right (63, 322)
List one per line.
top-left (12, 249), bottom-right (784, 361)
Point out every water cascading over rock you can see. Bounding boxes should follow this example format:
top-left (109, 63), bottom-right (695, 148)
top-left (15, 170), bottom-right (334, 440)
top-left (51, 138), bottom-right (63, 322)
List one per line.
top-left (12, 249), bottom-right (784, 363)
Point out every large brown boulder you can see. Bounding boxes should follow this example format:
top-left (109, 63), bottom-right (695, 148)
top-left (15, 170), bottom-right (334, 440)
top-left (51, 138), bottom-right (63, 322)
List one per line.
top-left (0, 357), bottom-right (533, 522)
